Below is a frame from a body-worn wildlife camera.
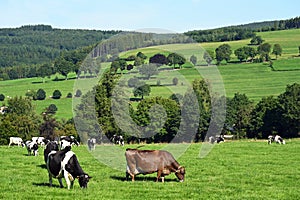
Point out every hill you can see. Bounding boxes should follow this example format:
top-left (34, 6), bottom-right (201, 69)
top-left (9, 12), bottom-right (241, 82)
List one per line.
top-left (1, 29), bottom-right (299, 120)
top-left (0, 24), bottom-right (120, 68)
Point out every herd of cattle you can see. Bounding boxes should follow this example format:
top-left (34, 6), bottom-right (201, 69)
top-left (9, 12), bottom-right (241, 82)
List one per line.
top-left (7, 133), bottom-right (286, 189)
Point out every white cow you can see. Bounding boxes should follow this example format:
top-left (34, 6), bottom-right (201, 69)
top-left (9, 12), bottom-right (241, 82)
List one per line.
top-left (8, 137), bottom-right (25, 147)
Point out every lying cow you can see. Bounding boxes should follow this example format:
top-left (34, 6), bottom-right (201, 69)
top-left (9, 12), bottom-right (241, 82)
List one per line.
top-left (125, 149), bottom-right (185, 182)
top-left (44, 141), bottom-right (59, 163)
top-left (87, 138), bottom-right (96, 151)
top-left (8, 137), bottom-right (25, 147)
top-left (47, 146), bottom-right (91, 189)
top-left (208, 136), bottom-right (225, 144)
top-left (60, 136), bottom-right (79, 150)
top-left (268, 135), bottom-right (286, 144)
top-left (25, 141), bottom-right (38, 156)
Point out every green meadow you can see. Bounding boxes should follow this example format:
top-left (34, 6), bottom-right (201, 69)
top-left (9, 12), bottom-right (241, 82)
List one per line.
top-left (0, 29), bottom-right (300, 119)
top-left (1, 140), bottom-right (300, 199)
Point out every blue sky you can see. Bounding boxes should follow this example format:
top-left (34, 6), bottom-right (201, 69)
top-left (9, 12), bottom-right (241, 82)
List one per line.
top-left (0, 0), bottom-right (299, 32)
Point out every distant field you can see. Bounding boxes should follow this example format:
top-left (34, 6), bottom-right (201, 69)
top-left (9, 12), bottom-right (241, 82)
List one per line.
top-left (1, 140), bottom-right (300, 199)
top-left (0, 29), bottom-right (299, 119)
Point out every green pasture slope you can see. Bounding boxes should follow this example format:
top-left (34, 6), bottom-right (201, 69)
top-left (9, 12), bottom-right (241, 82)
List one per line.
top-left (1, 140), bottom-right (300, 199)
top-left (0, 29), bottom-right (300, 119)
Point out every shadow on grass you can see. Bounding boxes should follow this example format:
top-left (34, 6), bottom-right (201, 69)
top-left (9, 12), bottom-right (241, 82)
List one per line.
top-left (32, 182), bottom-right (62, 188)
top-left (37, 164), bottom-right (47, 169)
top-left (110, 175), bottom-right (178, 182)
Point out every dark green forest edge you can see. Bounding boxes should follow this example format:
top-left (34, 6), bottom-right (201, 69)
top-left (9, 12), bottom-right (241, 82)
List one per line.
top-left (0, 17), bottom-right (299, 145)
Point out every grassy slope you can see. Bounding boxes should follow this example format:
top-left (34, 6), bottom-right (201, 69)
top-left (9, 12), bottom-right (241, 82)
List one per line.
top-left (1, 140), bottom-right (300, 199)
top-left (0, 29), bottom-right (300, 119)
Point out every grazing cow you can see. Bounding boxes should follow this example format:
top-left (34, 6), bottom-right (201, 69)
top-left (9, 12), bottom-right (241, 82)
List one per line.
top-left (8, 137), bottom-right (25, 147)
top-left (111, 135), bottom-right (124, 146)
top-left (87, 138), bottom-right (96, 151)
top-left (268, 135), bottom-right (285, 144)
top-left (47, 146), bottom-right (91, 189)
top-left (25, 141), bottom-right (39, 156)
top-left (60, 136), bottom-right (79, 150)
top-left (44, 141), bottom-right (59, 163)
top-left (125, 149), bottom-right (185, 182)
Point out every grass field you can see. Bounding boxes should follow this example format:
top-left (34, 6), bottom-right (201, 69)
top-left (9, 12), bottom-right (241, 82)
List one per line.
top-left (0, 29), bottom-right (300, 119)
top-left (1, 140), bottom-right (300, 199)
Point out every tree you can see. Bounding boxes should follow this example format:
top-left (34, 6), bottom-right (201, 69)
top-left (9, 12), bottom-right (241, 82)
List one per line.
top-left (215, 44), bottom-right (232, 64)
top-left (234, 47), bottom-right (248, 62)
top-left (190, 55), bottom-right (197, 66)
top-left (138, 64), bottom-right (159, 79)
top-left (36, 89), bottom-right (46, 100)
top-left (149, 53), bottom-right (168, 66)
top-left (234, 46), bottom-right (257, 62)
top-left (203, 50), bottom-right (214, 65)
top-left (4, 96), bottom-right (40, 140)
top-left (167, 53), bottom-right (186, 69)
top-left (248, 96), bottom-right (279, 139)
top-left (133, 84), bottom-right (151, 99)
top-left (226, 93), bottom-right (253, 138)
top-left (37, 63), bottom-right (53, 82)
top-left (136, 52), bottom-right (147, 60)
top-left (75, 89), bottom-right (82, 97)
top-left (46, 104), bottom-right (58, 114)
top-left (39, 113), bottom-right (58, 140)
top-left (250, 35), bottom-right (264, 45)
top-left (272, 44), bottom-right (282, 59)
top-left (172, 77), bottom-right (179, 85)
top-left (52, 90), bottom-right (62, 99)
top-left (54, 58), bottom-right (73, 79)
top-left (298, 46), bottom-right (300, 56)
top-left (258, 43), bottom-right (272, 61)
top-left (110, 60), bottom-right (120, 74)
top-left (0, 94), bottom-right (5, 101)
top-left (277, 83), bottom-right (300, 138)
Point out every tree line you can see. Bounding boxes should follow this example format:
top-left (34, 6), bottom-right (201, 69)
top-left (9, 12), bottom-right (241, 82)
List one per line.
top-left (74, 66), bottom-right (300, 144)
top-left (0, 24), bottom-right (120, 68)
top-left (184, 16), bottom-right (300, 43)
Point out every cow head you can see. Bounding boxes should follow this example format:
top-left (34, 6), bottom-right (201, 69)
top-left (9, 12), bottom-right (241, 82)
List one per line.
top-left (77, 174), bottom-right (91, 188)
top-left (175, 166), bottom-right (185, 182)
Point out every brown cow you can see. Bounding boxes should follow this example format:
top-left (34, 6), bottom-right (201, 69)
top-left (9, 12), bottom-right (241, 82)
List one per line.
top-left (125, 148), bottom-right (185, 182)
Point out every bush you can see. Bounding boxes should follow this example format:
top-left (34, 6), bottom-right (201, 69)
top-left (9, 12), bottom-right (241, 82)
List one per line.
top-left (0, 94), bottom-right (5, 101)
top-left (36, 89), bottom-right (46, 100)
top-left (75, 89), bottom-right (82, 97)
top-left (52, 90), bottom-right (62, 99)
top-left (66, 92), bottom-right (72, 98)
top-left (47, 104), bottom-right (58, 114)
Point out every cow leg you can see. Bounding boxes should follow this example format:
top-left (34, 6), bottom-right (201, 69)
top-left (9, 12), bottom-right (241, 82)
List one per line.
top-left (58, 178), bottom-right (64, 188)
top-left (64, 172), bottom-right (71, 189)
top-left (156, 170), bottom-right (162, 182)
top-left (48, 174), bottom-right (53, 187)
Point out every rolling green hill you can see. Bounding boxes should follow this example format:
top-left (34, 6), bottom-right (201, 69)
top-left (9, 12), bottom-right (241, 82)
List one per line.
top-left (1, 29), bottom-right (299, 120)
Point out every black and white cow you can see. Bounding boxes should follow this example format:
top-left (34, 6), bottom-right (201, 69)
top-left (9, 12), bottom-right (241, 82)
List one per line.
top-left (8, 137), bottom-right (25, 147)
top-left (268, 135), bottom-right (286, 144)
top-left (44, 141), bottom-right (59, 163)
top-left (87, 138), bottom-right (96, 151)
top-left (111, 135), bottom-right (124, 146)
top-left (32, 136), bottom-right (46, 148)
top-left (47, 146), bottom-right (91, 189)
top-left (25, 140), bottom-right (39, 156)
top-left (60, 136), bottom-right (79, 150)
top-left (208, 136), bottom-right (224, 144)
